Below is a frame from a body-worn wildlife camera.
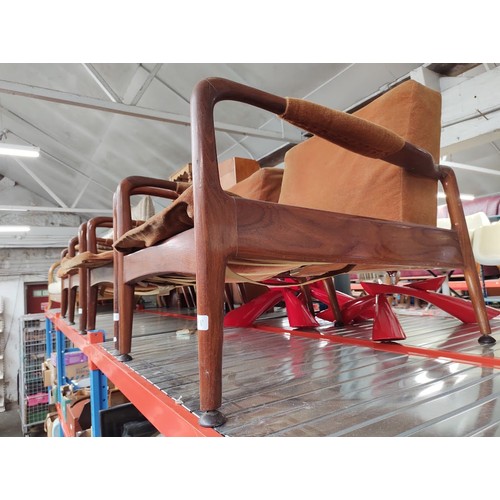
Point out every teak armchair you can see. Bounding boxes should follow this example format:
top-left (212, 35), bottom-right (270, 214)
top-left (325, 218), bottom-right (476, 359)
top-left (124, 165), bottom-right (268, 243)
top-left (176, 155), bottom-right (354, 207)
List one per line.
top-left (58, 236), bottom-right (80, 326)
top-left (114, 77), bottom-right (495, 428)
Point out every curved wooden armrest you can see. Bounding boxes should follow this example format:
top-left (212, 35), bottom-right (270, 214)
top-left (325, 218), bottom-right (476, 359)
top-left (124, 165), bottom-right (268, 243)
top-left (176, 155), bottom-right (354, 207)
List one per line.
top-left (86, 216), bottom-right (145, 253)
top-left (191, 77), bottom-right (441, 192)
top-left (78, 221), bottom-right (88, 253)
top-left (48, 260), bottom-right (61, 284)
top-left (67, 236), bottom-right (79, 258)
top-left (87, 217), bottom-right (113, 254)
top-left (114, 176), bottom-right (186, 239)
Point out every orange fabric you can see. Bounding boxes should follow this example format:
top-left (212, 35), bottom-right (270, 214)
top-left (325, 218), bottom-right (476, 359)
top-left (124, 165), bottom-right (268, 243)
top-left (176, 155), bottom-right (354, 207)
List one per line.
top-left (278, 80), bottom-right (441, 226)
top-left (218, 157), bottom-right (261, 190)
top-left (114, 187), bottom-right (194, 251)
top-left (280, 98), bottom-right (405, 158)
top-left (227, 167), bottom-right (283, 203)
top-left (59, 250), bottom-right (114, 272)
top-left (114, 167), bottom-right (285, 252)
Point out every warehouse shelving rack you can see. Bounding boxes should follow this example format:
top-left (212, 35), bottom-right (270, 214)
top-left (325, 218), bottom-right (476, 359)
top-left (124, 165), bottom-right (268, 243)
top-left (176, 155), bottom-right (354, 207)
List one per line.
top-left (45, 311), bottom-right (217, 437)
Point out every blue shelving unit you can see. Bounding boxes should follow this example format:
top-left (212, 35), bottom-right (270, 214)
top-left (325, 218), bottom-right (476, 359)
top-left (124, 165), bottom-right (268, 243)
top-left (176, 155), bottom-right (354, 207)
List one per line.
top-left (45, 317), bottom-right (109, 437)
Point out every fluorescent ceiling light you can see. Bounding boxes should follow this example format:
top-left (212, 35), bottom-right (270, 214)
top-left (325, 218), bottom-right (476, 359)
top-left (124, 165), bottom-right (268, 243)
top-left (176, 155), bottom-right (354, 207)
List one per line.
top-left (0, 225), bottom-right (31, 232)
top-left (437, 192), bottom-right (475, 201)
top-left (0, 143), bottom-right (40, 158)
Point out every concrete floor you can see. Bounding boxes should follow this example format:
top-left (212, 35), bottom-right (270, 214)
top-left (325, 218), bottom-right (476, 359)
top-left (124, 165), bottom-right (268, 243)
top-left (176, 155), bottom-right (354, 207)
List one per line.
top-left (0, 403), bottom-right (37, 437)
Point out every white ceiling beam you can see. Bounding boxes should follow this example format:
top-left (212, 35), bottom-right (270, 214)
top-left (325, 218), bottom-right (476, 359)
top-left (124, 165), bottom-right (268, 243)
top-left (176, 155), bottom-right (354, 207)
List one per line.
top-left (0, 205), bottom-right (111, 214)
top-left (1, 107), bottom-right (116, 192)
top-left (71, 178), bottom-right (92, 208)
top-left (0, 79), bottom-right (300, 142)
top-left (130, 64), bottom-right (163, 106)
top-left (13, 157), bottom-right (69, 208)
top-left (441, 65), bottom-right (500, 127)
top-left (82, 64), bottom-right (122, 103)
top-left (0, 226), bottom-right (81, 248)
top-left (440, 109), bottom-right (500, 155)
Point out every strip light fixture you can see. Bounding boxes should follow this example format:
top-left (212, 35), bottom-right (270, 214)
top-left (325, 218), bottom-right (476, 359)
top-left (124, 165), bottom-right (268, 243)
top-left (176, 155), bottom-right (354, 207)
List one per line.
top-left (0, 143), bottom-right (40, 158)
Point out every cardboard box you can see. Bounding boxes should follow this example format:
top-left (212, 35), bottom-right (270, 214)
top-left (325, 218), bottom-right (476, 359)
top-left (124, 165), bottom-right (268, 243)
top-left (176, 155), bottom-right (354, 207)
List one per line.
top-left (108, 388), bottom-right (129, 408)
top-left (42, 357), bottom-right (89, 387)
top-left (42, 360), bottom-right (55, 387)
top-left (60, 385), bottom-right (90, 422)
top-left (44, 411), bottom-right (58, 437)
top-left (66, 396), bottom-right (91, 437)
top-left (65, 361), bottom-right (89, 384)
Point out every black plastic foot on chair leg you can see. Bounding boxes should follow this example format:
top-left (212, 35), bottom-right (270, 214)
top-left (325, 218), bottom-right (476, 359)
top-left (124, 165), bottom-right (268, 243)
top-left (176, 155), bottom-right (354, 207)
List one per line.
top-left (116, 353), bottom-right (133, 362)
top-left (199, 410), bottom-right (227, 428)
top-left (478, 334), bottom-right (496, 345)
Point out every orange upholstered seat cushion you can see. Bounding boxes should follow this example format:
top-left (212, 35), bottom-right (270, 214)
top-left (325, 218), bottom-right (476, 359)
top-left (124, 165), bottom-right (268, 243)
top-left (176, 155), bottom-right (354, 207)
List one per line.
top-left (278, 80), bottom-right (441, 226)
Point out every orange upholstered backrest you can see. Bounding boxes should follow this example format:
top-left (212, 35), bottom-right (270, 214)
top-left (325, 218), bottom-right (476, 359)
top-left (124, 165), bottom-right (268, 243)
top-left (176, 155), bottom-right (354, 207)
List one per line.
top-left (218, 157), bottom-right (261, 190)
top-left (278, 80), bottom-right (442, 226)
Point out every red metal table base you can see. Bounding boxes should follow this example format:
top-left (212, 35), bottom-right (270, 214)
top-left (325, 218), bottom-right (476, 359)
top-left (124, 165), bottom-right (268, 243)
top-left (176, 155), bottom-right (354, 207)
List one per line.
top-left (223, 277), bottom-right (500, 342)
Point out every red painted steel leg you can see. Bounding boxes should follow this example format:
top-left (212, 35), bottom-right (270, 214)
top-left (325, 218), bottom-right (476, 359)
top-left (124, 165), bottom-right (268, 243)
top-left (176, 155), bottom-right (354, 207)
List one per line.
top-left (372, 294), bottom-right (407, 342)
top-left (361, 281), bottom-right (500, 323)
top-left (281, 288), bottom-right (319, 328)
top-left (406, 276), bottom-right (446, 291)
top-left (341, 295), bottom-right (377, 324)
top-left (223, 288), bottom-right (283, 327)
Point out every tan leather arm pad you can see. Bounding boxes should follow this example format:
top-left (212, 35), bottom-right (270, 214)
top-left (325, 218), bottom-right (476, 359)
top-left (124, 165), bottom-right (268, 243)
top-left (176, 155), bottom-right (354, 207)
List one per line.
top-left (280, 97), bottom-right (405, 159)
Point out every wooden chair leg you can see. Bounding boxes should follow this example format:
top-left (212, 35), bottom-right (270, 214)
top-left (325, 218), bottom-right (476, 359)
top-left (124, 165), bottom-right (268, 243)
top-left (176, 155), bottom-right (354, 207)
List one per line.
top-left (117, 282), bottom-right (135, 361)
top-left (300, 284), bottom-right (315, 314)
top-left (78, 268), bottom-right (87, 334)
top-left (60, 282), bottom-right (68, 318)
top-left (87, 283), bottom-right (98, 332)
top-left (323, 277), bottom-right (344, 326)
top-left (197, 256), bottom-right (227, 428)
top-left (68, 286), bottom-right (77, 325)
top-left (441, 166), bottom-right (495, 344)
top-left (224, 284), bottom-right (234, 311)
top-left (237, 283), bottom-right (248, 304)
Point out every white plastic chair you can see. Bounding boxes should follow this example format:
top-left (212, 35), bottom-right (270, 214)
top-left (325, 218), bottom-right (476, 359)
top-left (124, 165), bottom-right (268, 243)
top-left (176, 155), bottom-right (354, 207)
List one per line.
top-left (472, 221), bottom-right (500, 302)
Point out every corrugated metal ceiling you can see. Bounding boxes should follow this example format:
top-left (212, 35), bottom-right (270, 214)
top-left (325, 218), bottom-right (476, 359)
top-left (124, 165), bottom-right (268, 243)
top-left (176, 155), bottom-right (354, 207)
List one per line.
top-left (0, 62), bottom-right (498, 247)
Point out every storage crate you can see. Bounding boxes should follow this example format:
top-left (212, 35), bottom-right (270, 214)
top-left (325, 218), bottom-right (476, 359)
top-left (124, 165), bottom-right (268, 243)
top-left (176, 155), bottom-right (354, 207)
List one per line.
top-left (50, 351), bottom-right (87, 366)
top-left (26, 392), bottom-right (49, 407)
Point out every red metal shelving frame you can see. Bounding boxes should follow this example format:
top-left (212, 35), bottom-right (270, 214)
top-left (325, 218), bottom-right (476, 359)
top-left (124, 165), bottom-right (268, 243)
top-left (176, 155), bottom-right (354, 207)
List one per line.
top-left (46, 311), bottom-right (221, 437)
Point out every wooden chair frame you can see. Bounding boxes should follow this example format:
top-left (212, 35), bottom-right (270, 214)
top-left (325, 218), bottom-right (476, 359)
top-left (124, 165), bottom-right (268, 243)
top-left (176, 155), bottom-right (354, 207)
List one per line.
top-left (115, 77), bottom-right (495, 428)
